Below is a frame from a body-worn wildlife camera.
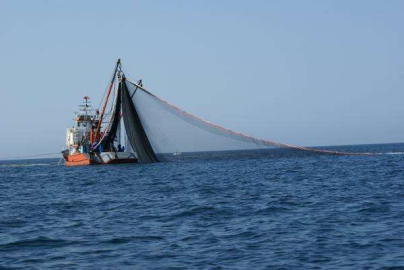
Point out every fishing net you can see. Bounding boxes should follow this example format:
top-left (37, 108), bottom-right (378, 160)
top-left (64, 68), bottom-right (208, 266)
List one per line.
top-left (121, 78), bottom-right (158, 163)
top-left (121, 78), bottom-right (364, 163)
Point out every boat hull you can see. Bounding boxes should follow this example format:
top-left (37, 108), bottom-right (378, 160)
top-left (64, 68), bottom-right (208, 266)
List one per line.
top-left (64, 152), bottom-right (138, 167)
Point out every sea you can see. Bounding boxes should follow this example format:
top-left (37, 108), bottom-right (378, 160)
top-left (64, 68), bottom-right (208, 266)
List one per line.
top-left (1, 143), bottom-right (404, 269)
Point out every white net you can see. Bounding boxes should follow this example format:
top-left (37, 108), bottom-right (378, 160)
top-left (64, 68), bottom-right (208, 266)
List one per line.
top-left (124, 79), bottom-right (367, 158)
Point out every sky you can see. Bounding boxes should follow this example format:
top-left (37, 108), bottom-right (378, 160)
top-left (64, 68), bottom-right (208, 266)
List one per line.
top-left (0, 0), bottom-right (403, 158)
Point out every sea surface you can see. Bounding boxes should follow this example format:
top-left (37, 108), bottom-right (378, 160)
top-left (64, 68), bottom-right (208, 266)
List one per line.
top-left (1, 144), bottom-right (404, 269)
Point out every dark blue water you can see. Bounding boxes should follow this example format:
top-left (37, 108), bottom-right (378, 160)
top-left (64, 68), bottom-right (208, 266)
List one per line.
top-left (1, 144), bottom-right (404, 269)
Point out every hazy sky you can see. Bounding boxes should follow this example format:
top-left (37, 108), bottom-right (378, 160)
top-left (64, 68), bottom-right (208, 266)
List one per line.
top-left (1, 0), bottom-right (403, 158)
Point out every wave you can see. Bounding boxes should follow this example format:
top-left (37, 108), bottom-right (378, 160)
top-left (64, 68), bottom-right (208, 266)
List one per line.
top-left (1, 237), bottom-right (74, 249)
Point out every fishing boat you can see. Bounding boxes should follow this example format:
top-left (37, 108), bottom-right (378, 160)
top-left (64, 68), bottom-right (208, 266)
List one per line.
top-left (62, 60), bottom-right (139, 166)
top-left (62, 59), bottom-right (368, 167)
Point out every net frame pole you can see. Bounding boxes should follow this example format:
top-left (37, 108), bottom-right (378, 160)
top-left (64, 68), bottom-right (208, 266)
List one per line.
top-left (93, 59), bottom-right (121, 143)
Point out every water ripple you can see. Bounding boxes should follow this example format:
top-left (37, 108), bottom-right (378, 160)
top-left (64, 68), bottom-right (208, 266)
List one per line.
top-left (1, 144), bottom-right (404, 269)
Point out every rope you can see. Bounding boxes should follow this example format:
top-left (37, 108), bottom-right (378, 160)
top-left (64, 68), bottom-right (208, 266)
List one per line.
top-left (0, 152), bottom-right (61, 161)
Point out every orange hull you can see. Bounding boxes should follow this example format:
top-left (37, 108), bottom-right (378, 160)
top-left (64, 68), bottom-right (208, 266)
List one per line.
top-left (65, 153), bottom-right (97, 166)
top-left (64, 152), bottom-right (137, 167)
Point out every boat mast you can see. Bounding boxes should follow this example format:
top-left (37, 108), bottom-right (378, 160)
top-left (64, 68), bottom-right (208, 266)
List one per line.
top-left (92, 59), bottom-right (122, 143)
